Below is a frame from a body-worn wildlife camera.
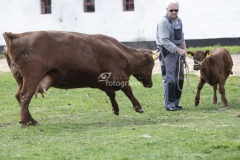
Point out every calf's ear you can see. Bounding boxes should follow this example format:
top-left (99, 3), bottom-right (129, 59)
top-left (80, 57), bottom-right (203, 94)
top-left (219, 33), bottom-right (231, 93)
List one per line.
top-left (187, 51), bottom-right (194, 58)
top-left (204, 50), bottom-right (210, 58)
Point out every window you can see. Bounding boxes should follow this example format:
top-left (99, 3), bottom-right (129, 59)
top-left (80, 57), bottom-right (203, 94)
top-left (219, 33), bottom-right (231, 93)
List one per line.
top-left (123, 0), bottom-right (134, 11)
top-left (84, 0), bottom-right (95, 12)
top-left (41, 0), bottom-right (51, 14)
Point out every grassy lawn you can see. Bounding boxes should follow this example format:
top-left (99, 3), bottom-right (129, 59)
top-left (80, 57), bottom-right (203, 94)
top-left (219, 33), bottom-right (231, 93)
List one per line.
top-left (0, 72), bottom-right (240, 160)
top-left (187, 45), bottom-right (240, 54)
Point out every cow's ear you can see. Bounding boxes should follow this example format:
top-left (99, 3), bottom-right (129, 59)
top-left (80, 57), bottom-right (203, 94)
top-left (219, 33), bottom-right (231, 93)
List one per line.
top-left (205, 50), bottom-right (210, 58)
top-left (187, 51), bottom-right (194, 58)
top-left (151, 51), bottom-right (160, 60)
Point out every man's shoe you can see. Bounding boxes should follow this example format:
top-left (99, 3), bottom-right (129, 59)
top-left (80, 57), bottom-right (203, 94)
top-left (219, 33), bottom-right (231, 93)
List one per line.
top-left (175, 105), bottom-right (183, 109)
top-left (166, 106), bottom-right (180, 111)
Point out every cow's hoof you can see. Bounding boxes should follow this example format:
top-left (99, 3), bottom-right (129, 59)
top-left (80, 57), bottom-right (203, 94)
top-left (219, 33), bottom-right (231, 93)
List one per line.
top-left (114, 111), bottom-right (119, 115)
top-left (135, 108), bottom-right (144, 113)
top-left (19, 118), bottom-right (38, 127)
top-left (195, 102), bottom-right (199, 106)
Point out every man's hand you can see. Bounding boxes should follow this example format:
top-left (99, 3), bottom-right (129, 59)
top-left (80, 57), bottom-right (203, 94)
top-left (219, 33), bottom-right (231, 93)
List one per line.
top-left (176, 47), bottom-right (186, 56)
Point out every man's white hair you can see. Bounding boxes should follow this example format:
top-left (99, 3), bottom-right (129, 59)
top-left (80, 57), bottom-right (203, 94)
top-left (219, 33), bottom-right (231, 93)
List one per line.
top-left (166, 1), bottom-right (179, 7)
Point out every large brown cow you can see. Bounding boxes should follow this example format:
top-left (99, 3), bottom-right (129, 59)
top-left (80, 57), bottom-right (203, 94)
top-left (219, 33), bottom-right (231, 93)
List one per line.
top-left (187, 48), bottom-right (233, 107)
top-left (3, 31), bottom-right (159, 127)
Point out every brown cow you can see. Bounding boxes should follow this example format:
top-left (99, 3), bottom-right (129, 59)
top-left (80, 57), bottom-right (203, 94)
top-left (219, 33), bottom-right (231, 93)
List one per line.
top-left (3, 31), bottom-right (159, 127)
top-left (187, 48), bottom-right (233, 107)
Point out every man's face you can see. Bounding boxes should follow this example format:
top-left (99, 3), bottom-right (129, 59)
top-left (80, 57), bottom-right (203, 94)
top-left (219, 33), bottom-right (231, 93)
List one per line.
top-left (166, 3), bottom-right (179, 19)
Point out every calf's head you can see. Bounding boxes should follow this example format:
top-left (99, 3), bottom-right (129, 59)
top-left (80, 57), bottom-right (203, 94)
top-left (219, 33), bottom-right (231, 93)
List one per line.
top-left (187, 50), bottom-right (210, 71)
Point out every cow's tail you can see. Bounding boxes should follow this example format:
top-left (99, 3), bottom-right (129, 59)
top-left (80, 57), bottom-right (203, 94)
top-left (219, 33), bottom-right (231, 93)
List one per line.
top-left (3, 32), bottom-right (23, 87)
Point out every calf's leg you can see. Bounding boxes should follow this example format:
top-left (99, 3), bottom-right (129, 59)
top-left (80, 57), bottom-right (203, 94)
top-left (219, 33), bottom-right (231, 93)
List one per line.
top-left (121, 85), bottom-right (144, 113)
top-left (105, 91), bottom-right (119, 115)
top-left (195, 77), bottom-right (206, 106)
top-left (219, 81), bottom-right (228, 106)
top-left (212, 84), bottom-right (218, 104)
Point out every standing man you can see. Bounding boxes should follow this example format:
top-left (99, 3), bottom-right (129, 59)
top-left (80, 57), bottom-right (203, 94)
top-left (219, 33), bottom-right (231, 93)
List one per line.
top-left (156, 1), bottom-right (186, 111)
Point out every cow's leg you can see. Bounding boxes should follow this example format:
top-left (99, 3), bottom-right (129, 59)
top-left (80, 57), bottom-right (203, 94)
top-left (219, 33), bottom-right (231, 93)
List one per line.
top-left (105, 91), bottom-right (119, 115)
top-left (14, 74), bottom-right (23, 104)
top-left (17, 91), bottom-right (37, 127)
top-left (212, 84), bottom-right (218, 104)
top-left (195, 77), bottom-right (206, 106)
top-left (9, 66), bottom-right (23, 104)
top-left (16, 79), bottom-right (43, 127)
top-left (121, 85), bottom-right (144, 113)
top-left (218, 81), bottom-right (228, 106)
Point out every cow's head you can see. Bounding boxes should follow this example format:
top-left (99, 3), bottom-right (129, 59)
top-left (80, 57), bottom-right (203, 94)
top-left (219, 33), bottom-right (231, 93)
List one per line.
top-left (132, 49), bottom-right (159, 88)
top-left (187, 50), bottom-right (210, 71)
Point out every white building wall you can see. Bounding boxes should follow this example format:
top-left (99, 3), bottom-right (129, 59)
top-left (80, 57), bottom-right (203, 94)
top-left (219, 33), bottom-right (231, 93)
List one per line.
top-left (0, 0), bottom-right (239, 45)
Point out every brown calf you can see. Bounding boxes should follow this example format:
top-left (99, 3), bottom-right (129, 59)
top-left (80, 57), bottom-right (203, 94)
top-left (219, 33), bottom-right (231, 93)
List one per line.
top-left (187, 48), bottom-right (233, 106)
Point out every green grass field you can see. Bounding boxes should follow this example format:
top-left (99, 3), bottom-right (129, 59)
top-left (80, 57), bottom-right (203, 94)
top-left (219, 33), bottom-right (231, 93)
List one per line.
top-left (187, 45), bottom-right (240, 54)
top-left (0, 71), bottom-right (240, 160)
